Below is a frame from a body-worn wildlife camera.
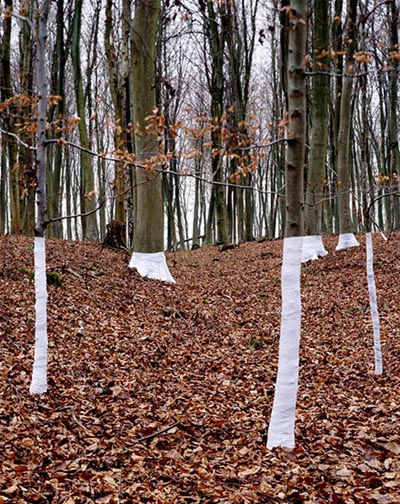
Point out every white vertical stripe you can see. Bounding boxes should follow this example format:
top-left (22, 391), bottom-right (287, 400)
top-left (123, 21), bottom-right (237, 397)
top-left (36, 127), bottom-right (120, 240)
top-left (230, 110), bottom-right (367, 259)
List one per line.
top-left (366, 233), bottom-right (383, 375)
top-left (30, 237), bottom-right (48, 394)
top-left (267, 236), bottom-right (303, 449)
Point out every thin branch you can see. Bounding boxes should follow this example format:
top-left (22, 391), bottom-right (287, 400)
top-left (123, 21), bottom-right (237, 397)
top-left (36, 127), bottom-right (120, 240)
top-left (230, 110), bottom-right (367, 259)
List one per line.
top-left (305, 68), bottom-right (399, 78)
top-left (361, 0), bottom-right (394, 24)
top-left (137, 422), bottom-right (179, 442)
top-left (12, 12), bottom-right (34, 30)
top-left (0, 127), bottom-right (36, 150)
top-left (45, 173), bottom-right (160, 225)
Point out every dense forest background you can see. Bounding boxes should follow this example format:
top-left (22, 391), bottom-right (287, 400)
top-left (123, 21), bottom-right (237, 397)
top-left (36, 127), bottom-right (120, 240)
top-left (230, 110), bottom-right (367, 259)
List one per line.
top-left (0, 0), bottom-right (399, 249)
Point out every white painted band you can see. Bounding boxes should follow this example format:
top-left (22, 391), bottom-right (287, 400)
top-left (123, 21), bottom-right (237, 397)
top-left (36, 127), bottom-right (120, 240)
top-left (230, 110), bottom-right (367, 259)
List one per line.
top-left (336, 233), bottom-right (360, 250)
top-left (30, 237), bottom-right (48, 394)
top-left (129, 251), bottom-right (175, 283)
top-left (366, 233), bottom-right (383, 375)
top-left (267, 236), bottom-right (303, 449)
top-left (302, 235), bottom-right (328, 262)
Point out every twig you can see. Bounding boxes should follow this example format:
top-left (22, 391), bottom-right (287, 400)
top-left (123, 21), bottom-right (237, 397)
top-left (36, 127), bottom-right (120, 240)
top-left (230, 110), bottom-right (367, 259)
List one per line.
top-left (137, 421), bottom-right (179, 442)
top-left (59, 406), bottom-right (90, 431)
top-left (0, 127), bottom-right (36, 150)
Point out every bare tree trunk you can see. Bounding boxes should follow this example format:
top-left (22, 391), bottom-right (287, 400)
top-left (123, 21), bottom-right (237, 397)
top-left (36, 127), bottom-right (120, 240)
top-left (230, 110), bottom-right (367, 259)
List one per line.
top-left (131, 0), bottom-right (163, 253)
top-left (388, 0), bottom-right (400, 229)
top-left (71, 0), bottom-right (98, 242)
top-left (47, 0), bottom-right (65, 238)
top-left (305, 0), bottom-right (329, 236)
top-left (204, 1), bottom-right (228, 244)
top-left (0, 0), bottom-right (14, 233)
top-left (30, 0), bottom-right (51, 395)
top-left (19, 0), bottom-right (35, 235)
top-left (285, 1), bottom-right (307, 237)
top-left (337, 0), bottom-right (358, 237)
top-left (105, 0), bottom-right (130, 226)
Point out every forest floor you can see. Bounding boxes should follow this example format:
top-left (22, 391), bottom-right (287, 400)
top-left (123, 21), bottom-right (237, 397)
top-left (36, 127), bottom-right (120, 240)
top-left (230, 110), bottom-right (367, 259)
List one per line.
top-left (0, 233), bottom-right (400, 504)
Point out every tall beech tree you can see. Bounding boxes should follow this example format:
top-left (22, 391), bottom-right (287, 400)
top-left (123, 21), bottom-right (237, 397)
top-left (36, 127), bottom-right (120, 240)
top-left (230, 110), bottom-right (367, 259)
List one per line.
top-left (47, 0), bottom-right (66, 239)
top-left (203, 0), bottom-right (228, 244)
top-left (71, 0), bottom-right (98, 242)
top-left (222, 0), bottom-right (259, 243)
top-left (284, 1), bottom-right (307, 237)
top-left (131, 0), bottom-right (163, 253)
top-left (267, 0), bottom-right (307, 450)
top-left (105, 0), bottom-right (131, 225)
top-left (336, 0), bottom-right (359, 244)
top-left (305, 0), bottom-right (329, 237)
top-left (388, 0), bottom-right (400, 229)
top-left (30, 0), bottom-right (51, 395)
top-left (0, 0), bottom-right (14, 233)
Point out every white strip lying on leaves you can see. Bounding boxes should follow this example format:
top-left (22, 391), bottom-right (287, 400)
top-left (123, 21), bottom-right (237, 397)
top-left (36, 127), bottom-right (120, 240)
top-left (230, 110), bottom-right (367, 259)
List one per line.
top-left (267, 236), bottom-right (303, 449)
top-left (302, 235), bottom-right (328, 262)
top-left (129, 252), bottom-right (175, 283)
top-left (366, 233), bottom-right (383, 375)
top-left (336, 233), bottom-right (360, 250)
top-left (30, 237), bottom-right (48, 394)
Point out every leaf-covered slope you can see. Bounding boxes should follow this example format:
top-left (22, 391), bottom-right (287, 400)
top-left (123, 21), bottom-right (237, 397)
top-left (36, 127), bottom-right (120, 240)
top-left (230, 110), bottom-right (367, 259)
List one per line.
top-left (0, 234), bottom-right (399, 503)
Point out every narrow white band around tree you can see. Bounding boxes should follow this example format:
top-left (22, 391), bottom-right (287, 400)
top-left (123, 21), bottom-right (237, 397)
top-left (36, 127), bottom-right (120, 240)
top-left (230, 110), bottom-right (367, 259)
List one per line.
top-left (366, 233), bottom-right (383, 375)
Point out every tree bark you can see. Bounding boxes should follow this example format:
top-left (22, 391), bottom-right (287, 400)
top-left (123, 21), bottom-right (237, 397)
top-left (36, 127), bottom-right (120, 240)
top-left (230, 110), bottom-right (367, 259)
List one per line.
top-left (71, 0), bottom-right (98, 242)
top-left (305, 0), bottom-right (329, 236)
top-left (337, 0), bottom-right (358, 235)
top-left (285, 1), bottom-right (307, 237)
top-left (204, 0), bottom-right (228, 244)
top-left (388, 0), bottom-right (400, 229)
top-left (131, 0), bottom-right (164, 253)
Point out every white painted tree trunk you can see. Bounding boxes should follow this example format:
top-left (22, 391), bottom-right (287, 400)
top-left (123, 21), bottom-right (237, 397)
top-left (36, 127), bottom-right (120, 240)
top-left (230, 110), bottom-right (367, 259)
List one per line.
top-left (129, 252), bottom-right (175, 283)
top-left (302, 235), bottom-right (328, 262)
top-left (267, 236), bottom-right (303, 449)
top-left (366, 233), bottom-right (383, 375)
top-left (30, 0), bottom-right (51, 394)
top-left (30, 237), bottom-right (48, 394)
top-left (336, 233), bottom-right (360, 250)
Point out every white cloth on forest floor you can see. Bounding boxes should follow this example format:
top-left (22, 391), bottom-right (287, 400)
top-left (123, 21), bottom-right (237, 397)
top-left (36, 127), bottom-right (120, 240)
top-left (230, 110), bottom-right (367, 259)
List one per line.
top-left (129, 252), bottom-right (175, 283)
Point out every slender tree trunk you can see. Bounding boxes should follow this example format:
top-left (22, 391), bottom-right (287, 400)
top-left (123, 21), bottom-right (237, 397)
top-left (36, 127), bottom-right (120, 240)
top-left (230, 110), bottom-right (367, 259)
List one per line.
top-left (330, 0), bottom-right (343, 233)
top-left (105, 0), bottom-right (130, 225)
top-left (19, 0), bottom-right (35, 235)
top-left (71, 0), bottom-right (98, 242)
top-left (30, 0), bottom-right (51, 395)
top-left (47, 0), bottom-right (65, 238)
top-left (388, 0), bottom-right (400, 229)
top-left (131, 0), bottom-right (163, 253)
top-left (305, 0), bottom-right (329, 236)
top-left (0, 0), bottom-right (15, 233)
top-left (337, 0), bottom-right (358, 236)
top-left (285, 1), bottom-right (307, 237)
top-left (205, 1), bottom-right (228, 244)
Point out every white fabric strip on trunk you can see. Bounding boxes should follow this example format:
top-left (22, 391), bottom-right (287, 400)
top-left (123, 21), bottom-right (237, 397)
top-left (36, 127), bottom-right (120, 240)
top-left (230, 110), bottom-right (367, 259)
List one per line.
top-left (30, 237), bottom-right (48, 394)
top-left (302, 235), bottom-right (328, 262)
top-left (336, 233), bottom-right (360, 250)
top-left (129, 252), bottom-right (175, 283)
top-left (267, 236), bottom-right (303, 449)
top-left (366, 233), bottom-right (383, 375)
